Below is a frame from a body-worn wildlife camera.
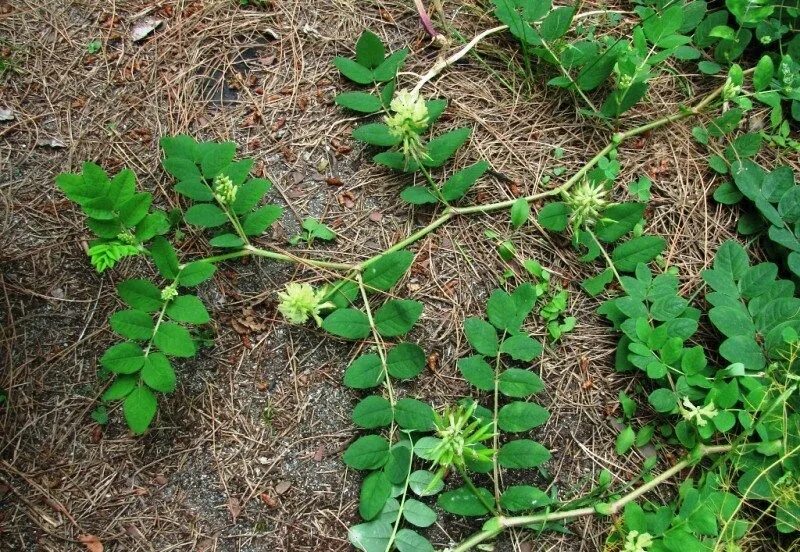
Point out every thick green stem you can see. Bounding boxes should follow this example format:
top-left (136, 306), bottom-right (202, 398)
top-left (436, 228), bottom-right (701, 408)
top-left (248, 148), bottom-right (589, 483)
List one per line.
top-left (386, 440), bottom-right (416, 551)
top-left (357, 275), bottom-right (396, 437)
top-left (222, 204), bottom-right (251, 247)
top-left (142, 300), bottom-right (169, 357)
top-left (448, 444), bottom-right (732, 552)
top-left (491, 345), bottom-right (504, 506)
top-left (353, 211), bottom-right (455, 272)
top-left (179, 249), bottom-right (252, 269)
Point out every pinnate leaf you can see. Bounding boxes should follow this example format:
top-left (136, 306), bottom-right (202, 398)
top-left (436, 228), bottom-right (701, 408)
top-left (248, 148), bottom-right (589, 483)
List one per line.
top-left (117, 279), bottom-right (163, 312)
top-left (110, 309), bottom-right (155, 340)
top-left (359, 471), bottom-right (392, 521)
top-left (362, 251), bottom-right (414, 291)
top-left (498, 401), bottom-right (549, 432)
top-left (386, 343), bottom-right (425, 379)
top-left (101, 342), bottom-right (145, 374)
top-left (463, 317), bottom-right (498, 356)
top-left (166, 295), bottom-right (210, 324)
top-left (153, 322), bottom-right (196, 357)
top-left (343, 435), bottom-right (390, 469)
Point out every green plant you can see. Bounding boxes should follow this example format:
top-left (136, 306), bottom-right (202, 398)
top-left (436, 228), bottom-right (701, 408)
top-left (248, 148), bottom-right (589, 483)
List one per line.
top-left (328, 254), bottom-right (435, 551)
top-left (53, 10), bottom-right (800, 551)
top-left (448, 242), bottom-right (799, 551)
top-left (86, 40), bottom-right (101, 54)
top-left (537, 163), bottom-right (666, 297)
top-left (57, 137), bottom-right (290, 433)
top-left (489, 0), bottom-right (799, 127)
top-left (288, 217), bottom-right (336, 246)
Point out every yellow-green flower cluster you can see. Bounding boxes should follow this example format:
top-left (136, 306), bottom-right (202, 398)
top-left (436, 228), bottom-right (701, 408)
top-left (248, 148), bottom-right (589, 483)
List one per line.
top-left (680, 397), bottom-right (718, 427)
top-left (277, 282), bottom-right (333, 326)
top-left (623, 530), bottom-right (654, 552)
top-left (116, 230), bottom-right (138, 245)
top-left (213, 174), bottom-right (237, 206)
top-left (161, 282), bottom-right (178, 301)
top-left (563, 179), bottom-right (611, 229)
top-left (385, 89), bottom-right (429, 162)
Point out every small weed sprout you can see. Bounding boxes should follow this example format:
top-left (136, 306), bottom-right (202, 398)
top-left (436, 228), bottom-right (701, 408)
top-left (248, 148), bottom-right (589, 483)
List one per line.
top-left (623, 530), bottom-right (654, 552)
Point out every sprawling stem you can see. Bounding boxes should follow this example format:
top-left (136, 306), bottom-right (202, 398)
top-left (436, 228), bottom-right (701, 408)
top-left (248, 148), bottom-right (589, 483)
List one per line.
top-left (448, 444), bottom-right (732, 552)
top-left (245, 244), bottom-right (353, 271)
top-left (142, 299), bottom-right (169, 357)
top-left (387, 439), bottom-right (416, 551)
top-left (357, 275), bottom-right (396, 436)
top-left (180, 71), bottom-right (737, 304)
top-left (412, 25), bottom-right (508, 95)
top-left (491, 345), bottom-right (504, 506)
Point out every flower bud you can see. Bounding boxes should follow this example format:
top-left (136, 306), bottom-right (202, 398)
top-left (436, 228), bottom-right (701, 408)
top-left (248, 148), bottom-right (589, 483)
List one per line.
top-left (161, 283), bottom-right (178, 301)
top-left (213, 174), bottom-right (238, 206)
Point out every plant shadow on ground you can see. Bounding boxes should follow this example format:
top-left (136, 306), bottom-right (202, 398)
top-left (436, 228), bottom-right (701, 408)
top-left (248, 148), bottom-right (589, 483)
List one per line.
top-left (1, 1), bottom-right (797, 551)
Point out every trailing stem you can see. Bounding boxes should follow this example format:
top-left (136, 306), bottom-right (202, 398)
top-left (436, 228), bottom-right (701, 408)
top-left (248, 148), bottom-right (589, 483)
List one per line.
top-left (357, 274), bottom-right (397, 439)
top-left (176, 77), bottom-right (738, 287)
top-left (448, 444), bottom-right (732, 552)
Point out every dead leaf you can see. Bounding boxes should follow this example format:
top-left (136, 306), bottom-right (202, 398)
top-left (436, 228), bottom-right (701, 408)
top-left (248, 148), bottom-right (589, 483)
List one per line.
top-left (196, 537), bottom-right (216, 552)
top-left (369, 212), bottom-right (383, 222)
top-left (90, 424), bottom-right (103, 443)
top-left (230, 305), bottom-right (268, 335)
top-left (78, 534), bottom-right (103, 552)
top-left (337, 191), bottom-right (356, 209)
top-left (0, 107), bottom-right (14, 121)
top-left (227, 497), bottom-right (242, 520)
top-left (131, 17), bottom-right (162, 42)
top-left (259, 492), bottom-right (278, 508)
top-left (275, 481), bottom-right (291, 495)
top-left (427, 352), bottom-right (439, 372)
top-left (36, 137), bottom-right (66, 148)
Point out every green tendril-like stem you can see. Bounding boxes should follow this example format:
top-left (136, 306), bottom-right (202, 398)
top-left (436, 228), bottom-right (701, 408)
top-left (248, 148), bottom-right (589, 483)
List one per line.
top-left (185, 72), bottom-right (741, 283)
top-left (449, 444), bottom-right (733, 552)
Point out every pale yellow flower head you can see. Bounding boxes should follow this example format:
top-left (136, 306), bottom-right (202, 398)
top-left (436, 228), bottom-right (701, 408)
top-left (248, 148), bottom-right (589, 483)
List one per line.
top-left (388, 89), bottom-right (428, 131)
top-left (277, 282), bottom-right (333, 326)
top-left (161, 283), bottom-right (178, 301)
top-left (564, 179), bottom-right (611, 229)
top-left (384, 89), bottom-right (430, 162)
